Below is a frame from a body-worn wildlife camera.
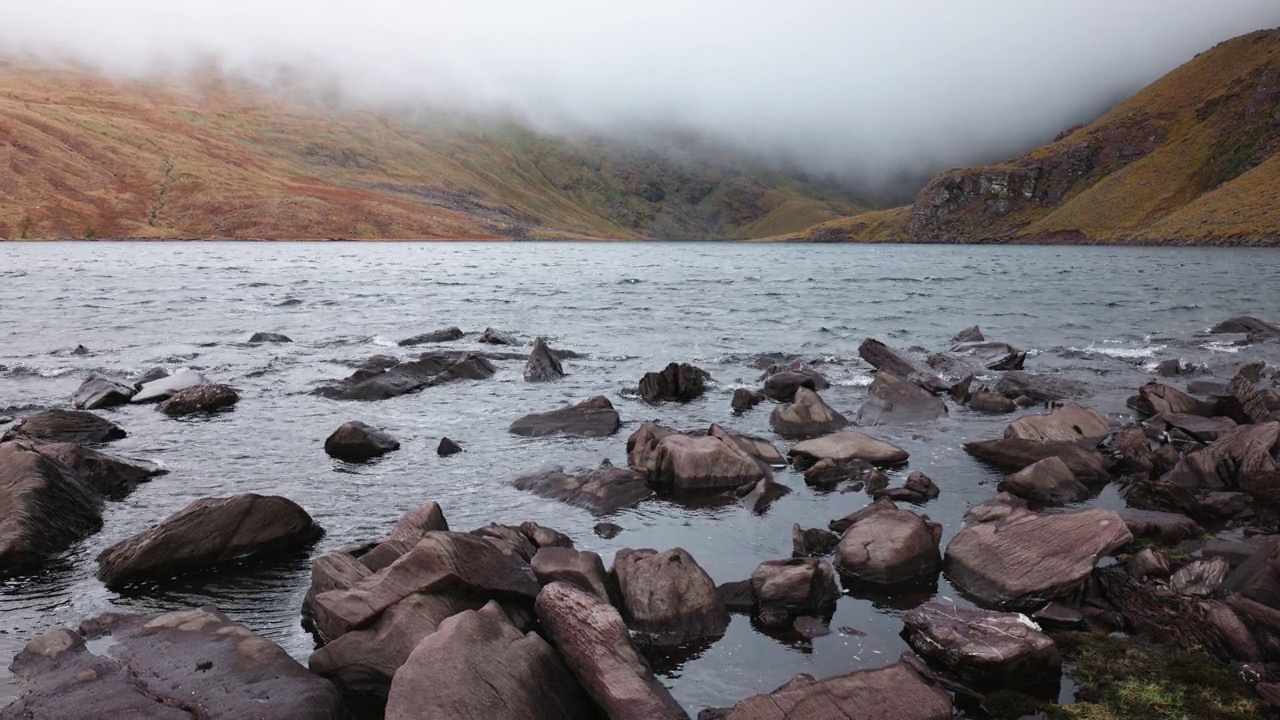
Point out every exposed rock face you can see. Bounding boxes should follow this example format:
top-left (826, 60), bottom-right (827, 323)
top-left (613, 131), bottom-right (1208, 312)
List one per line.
top-left (1128, 382), bottom-right (1212, 417)
top-left (858, 338), bottom-right (948, 393)
top-left (627, 424), bottom-right (769, 490)
top-left (901, 602), bottom-right (1061, 686)
top-left (385, 601), bottom-right (596, 720)
top-left (857, 371), bottom-right (948, 425)
top-left (1217, 374), bottom-right (1274, 425)
top-left (131, 368), bottom-right (208, 403)
top-left (397, 326), bottom-right (463, 345)
top-left (750, 558), bottom-right (840, 627)
top-left (1221, 537), bottom-right (1280, 609)
top-left (524, 336), bottom-right (565, 381)
top-left (1211, 316), bottom-right (1280, 336)
top-left (0, 441), bottom-right (103, 572)
top-left (96, 494), bottom-right (323, 589)
top-left (997, 456), bottom-right (1089, 505)
top-left (769, 388), bottom-right (849, 439)
top-left (963, 438), bottom-right (1109, 483)
top-left (535, 581), bottom-right (688, 720)
top-left (638, 362), bottom-right (707, 403)
top-left (944, 508), bottom-right (1132, 610)
top-left (324, 421), bottom-right (400, 461)
top-left (1005, 402), bottom-right (1109, 444)
top-left (156, 383), bottom-right (240, 416)
top-left (31, 442), bottom-right (165, 499)
top-left (613, 547), bottom-right (728, 645)
top-left (4, 606), bottom-right (345, 719)
top-left (1164, 421), bottom-right (1278, 490)
top-left (788, 430), bottom-right (910, 468)
top-left (1, 409), bottom-right (125, 444)
top-left (834, 499), bottom-right (942, 586)
top-left (437, 436), bottom-right (462, 456)
top-left (72, 373), bottom-right (136, 409)
top-left (994, 372), bottom-right (1088, 402)
top-left (720, 659), bottom-right (952, 720)
top-left (532, 547), bottom-right (616, 604)
top-left (509, 396), bottom-right (621, 438)
top-left (512, 462), bottom-right (652, 515)
top-left (248, 331), bottom-right (293, 343)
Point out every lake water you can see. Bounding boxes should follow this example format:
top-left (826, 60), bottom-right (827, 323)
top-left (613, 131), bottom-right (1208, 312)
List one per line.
top-left (1, 241), bottom-right (1277, 713)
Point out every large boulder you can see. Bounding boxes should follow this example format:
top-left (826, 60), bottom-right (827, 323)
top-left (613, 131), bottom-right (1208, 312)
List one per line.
top-left (834, 499), bottom-right (942, 586)
top-left (1127, 382), bottom-right (1212, 417)
top-left (535, 581), bottom-right (688, 720)
top-left (509, 396), bottom-right (621, 438)
top-left (397, 326), bottom-right (463, 345)
top-left (1216, 374), bottom-right (1273, 425)
top-left (156, 383), bottom-right (240, 416)
top-left (995, 372), bottom-right (1088, 402)
top-left (1, 409), bottom-right (125, 444)
top-left (385, 601), bottom-right (596, 720)
top-left (788, 431), bottom-right (909, 469)
top-left (96, 494), bottom-right (323, 589)
top-left (612, 547), bottom-right (728, 645)
top-left (857, 371), bottom-right (948, 425)
top-left (749, 558), bottom-right (840, 627)
top-left (4, 606), bottom-right (345, 719)
top-left (638, 362), bottom-right (707, 403)
top-left (627, 424), bottom-right (768, 490)
top-left (719, 659), bottom-right (952, 720)
top-left (0, 441), bottom-right (103, 572)
top-left (512, 462), bottom-right (652, 515)
top-left (1004, 402), bottom-right (1109, 444)
top-left (963, 438), bottom-right (1109, 483)
top-left (31, 442), bottom-right (165, 499)
top-left (858, 338), bottom-right (948, 393)
top-left (901, 602), bottom-right (1061, 686)
top-left (944, 508), bottom-right (1132, 609)
top-left (761, 371), bottom-right (817, 402)
top-left (997, 456), bottom-right (1089, 505)
top-left (1164, 421), bottom-right (1278, 491)
top-left (532, 547), bottom-right (617, 604)
top-left (1220, 537), bottom-right (1280, 609)
top-left (524, 336), bottom-right (565, 381)
top-left (72, 373), bottom-right (136, 409)
top-left (769, 388), bottom-right (848, 439)
top-left (709, 424), bottom-right (785, 466)
top-left (131, 368), bottom-right (207, 403)
top-left (324, 421), bottom-right (401, 461)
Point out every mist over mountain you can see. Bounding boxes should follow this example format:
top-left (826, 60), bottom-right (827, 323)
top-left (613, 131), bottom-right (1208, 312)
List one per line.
top-left (4, 1), bottom-right (1277, 192)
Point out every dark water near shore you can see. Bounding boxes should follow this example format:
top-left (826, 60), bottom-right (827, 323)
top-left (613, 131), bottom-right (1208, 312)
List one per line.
top-left (1, 241), bottom-right (1277, 712)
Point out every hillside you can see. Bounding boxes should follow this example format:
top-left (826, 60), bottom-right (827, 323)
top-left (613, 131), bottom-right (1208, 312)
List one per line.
top-left (782, 28), bottom-right (1280, 245)
top-left (0, 61), bottom-right (866, 240)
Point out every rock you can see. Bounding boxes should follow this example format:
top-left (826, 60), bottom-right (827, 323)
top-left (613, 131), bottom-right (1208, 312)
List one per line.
top-left (792, 524), bottom-right (840, 557)
top-left (750, 558), bottom-right (839, 627)
top-left (901, 602), bottom-right (1061, 686)
top-left (1122, 481), bottom-right (1203, 519)
top-left (802, 457), bottom-right (870, 489)
top-left (964, 438), bottom-right (1109, 483)
top-left (949, 340), bottom-right (1027, 371)
top-left (627, 425), bottom-right (768, 490)
top-left (133, 366), bottom-right (170, 386)
top-left (720, 659), bottom-right (952, 720)
top-left (954, 325), bottom-right (985, 343)
top-left (710, 424), bottom-right (786, 466)
top-left (437, 436), bottom-right (462, 456)
top-left (638, 362), bottom-right (707, 403)
top-left (513, 463), bottom-right (652, 515)
top-left (71, 344), bottom-right (89, 355)
top-left (0, 441), bottom-right (103, 572)
top-left (480, 327), bottom-right (517, 345)
top-left (874, 471), bottom-right (941, 504)
top-left (1033, 602), bottom-right (1085, 628)
top-left (524, 336), bottom-right (565, 381)
top-left (510, 395), bottom-right (621, 438)
top-left (858, 371), bottom-right (948, 425)
top-left (131, 368), bottom-right (207, 403)
top-left (995, 372), bottom-right (1088, 402)
top-left (788, 430), bottom-right (909, 469)
top-left (997, 456), bottom-right (1089, 505)
top-left (385, 601), bottom-right (596, 720)
top-left (324, 421), bottom-right (400, 461)
top-left (1221, 538), bottom-right (1280, 609)
top-left (731, 388), bottom-right (766, 413)
top-left (1161, 412), bottom-right (1237, 442)
top-left (96, 494), bottom-right (323, 589)
top-left (717, 580), bottom-right (757, 613)
top-left (949, 373), bottom-right (975, 403)
top-left (432, 353), bottom-right (497, 384)
top-left (1211, 316), bottom-right (1280, 336)
top-left (613, 547), bottom-right (728, 645)
top-left (792, 615), bottom-right (833, 638)
top-left (1127, 382), bottom-right (1213, 417)
top-left (1169, 557), bottom-right (1231, 597)
top-left (594, 522), bottom-right (622, 539)
top-left (943, 508), bottom-right (1132, 610)
top-left (248, 331), bottom-right (292, 343)
top-left (1108, 425), bottom-right (1155, 477)
top-left (858, 338), bottom-right (948, 393)
top-left (310, 531), bottom-right (539, 638)
top-left (769, 388), bottom-right (848, 439)
top-left (397, 326), bottom-right (463, 345)
top-left (1, 409), bottom-right (126, 445)
top-left (739, 476), bottom-right (791, 513)
top-left (1128, 547), bottom-right (1170, 578)
top-left (1200, 491), bottom-right (1252, 517)
top-left (72, 373), bottom-right (135, 409)
top-left (1004, 402), bottom-right (1109, 444)
top-left (834, 499), bottom-right (942, 586)
top-left (1216, 374), bottom-right (1273, 425)
top-left (534, 582), bottom-right (688, 720)
top-left (962, 492), bottom-right (1028, 525)
top-left (532, 547), bottom-right (616, 603)
top-left (968, 390), bottom-right (1017, 414)
top-left (5, 606), bottom-right (344, 719)
top-left (31, 442), bottom-right (165, 499)
top-left (1164, 421), bottom-right (1279, 491)
top-left (317, 353), bottom-right (492, 400)
top-left (156, 383), bottom-right (239, 416)
top-left (1156, 359), bottom-right (1185, 376)
top-left (761, 372), bottom-right (817, 402)
top-left (1203, 536), bottom-right (1272, 568)
top-left (303, 551), bottom-right (373, 634)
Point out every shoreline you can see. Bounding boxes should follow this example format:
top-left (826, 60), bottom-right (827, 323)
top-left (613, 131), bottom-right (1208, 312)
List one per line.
top-left (2, 235), bottom-right (1279, 246)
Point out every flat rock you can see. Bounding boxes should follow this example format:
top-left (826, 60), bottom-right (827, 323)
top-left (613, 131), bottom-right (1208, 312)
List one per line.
top-left (963, 438), bottom-right (1109, 483)
top-left (834, 499), bottom-right (942, 586)
top-left (998, 456), bottom-right (1089, 505)
top-left (628, 424), bottom-right (768, 490)
top-left (613, 547), bottom-right (728, 645)
top-left (510, 395), bottom-right (621, 438)
top-left (638, 362), bottom-right (707, 403)
top-left (31, 442), bottom-right (165, 499)
top-left (1, 409), bottom-right (125, 444)
top-left (857, 371), bottom-right (948, 425)
top-left (131, 368), bottom-right (208, 403)
top-left (1164, 421), bottom-right (1278, 491)
top-left (769, 388), bottom-right (848, 439)
top-left (524, 336), bottom-right (565, 381)
top-left (1211, 316), bottom-right (1280, 336)
top-left (995, 372), bottom-right (1088, 402)
top-left (902, 602), bottom-right (1061, 686)
top-left (156, 383), bottom-right (239, 416)
top-left (397, 326), bottom-right (463, 345)
top-left (0, 441), bottom-right (103, 573)
top-left (1161, 412), bottom-right (1237, 442)
top-left (1005, 402), bottom-right (1109, 444)
top-left (721, 659), bottom-right (952, 720)
top-left (789, 431), bottom-right (910, 469)
top-left (1127, 382), bottom-right (1212, 417)
top-left (72, 373), bottom-right (136, 409)
top-left (96, 493), bottom-right (323, 589)
top-left (324, 421), bottom-right (400, 462)
top-left (513, 463), bottom-right (652, 515)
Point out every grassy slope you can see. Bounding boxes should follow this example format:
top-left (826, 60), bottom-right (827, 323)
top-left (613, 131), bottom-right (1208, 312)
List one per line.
top-left (778, 28), bottom-right (1280, 244)
top-left (0, 61), bottom-right (866, 240)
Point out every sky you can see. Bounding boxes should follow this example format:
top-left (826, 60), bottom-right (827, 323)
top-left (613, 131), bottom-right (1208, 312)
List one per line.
top-left (2, 1), bottom-right (1278, 192)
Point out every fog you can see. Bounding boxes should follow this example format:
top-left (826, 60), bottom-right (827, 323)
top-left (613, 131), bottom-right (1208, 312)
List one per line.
top-left (3, 1), bottom-right (1277, 192)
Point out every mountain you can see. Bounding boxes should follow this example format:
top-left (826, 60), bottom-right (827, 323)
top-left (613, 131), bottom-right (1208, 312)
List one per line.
top-left (0, 61), bottom-right (867, 240)
top-left (782, 28), bottom-right (1280, 246)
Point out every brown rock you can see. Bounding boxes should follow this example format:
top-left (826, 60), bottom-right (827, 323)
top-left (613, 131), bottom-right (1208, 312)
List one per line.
top-left (769, 388), bottom-right (849, 439)
top-left (1, 409), bottom-right (125, 444)
top-left (874, 470), bottom-right (941, 503)
top-left (998, 456), bottom-right (1089, 505)
top-left (628, 425), bottom-right (768, 490)
top-left (509, 395), bottom-right (622, 438)
top-left (792, 524), bottom-right (840, 557)
top-left (30, 442), bottom-right (165, 499)
top-left (1221, 537), bottom-right (1280, 609)
top-left (532, 546), bottom-right (616, 604)
top-left (721, 659), bottom-right (951, 720)
top-left (732, 388), bottom-right (766, 413)
top-left (857, 371), bottom-right (948, 425)
top-left (1118, 508), bottom-right (1202, 543)
top-left (0, 441), bottom-right (103, 572)
top-left (156, 383), bottom-right (239, 416)
top-left (858, 338), bottom-right (948, 393)
top-left (963, 438), bottom-right (1109, 482)
top-left (1127, 382), bottom-right (1213, 417)
top-left (994, 372), bottom-right (1087, 402)
top-left (834, 499), bottom-right (942, 586)
top-left (749, 558), bottom-right (839, 627)
top-left (324, 420), bottom-right (400, 461)
top-left (902, 602), bottom-right (1061, 686)
top-left (513, 462), bottom-right (652, 515)
top-left (1128, 547), bottom-right (1170, 579)
top-left (968, 390), bottom-right (1017, 414)
top-left (638, 362), bottom-right (707, 403)
top-left (613, 547), bottom-right (728, 645)
top-left (72, 373), bottom-right (136, 409)
top-left (1216, 374), bottom-right (1273, 425)
top-left (524, 336), bottom-right (565, 381)
top-left (1004, 402), bottom-right (1109, 444)
top-left (787, 430), bottom-right (909, 469)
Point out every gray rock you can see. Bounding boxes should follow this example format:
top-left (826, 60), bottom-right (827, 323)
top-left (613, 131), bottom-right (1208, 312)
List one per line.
top-left (437, 436), bottom-right (462, 456)
top-left (1, 409), bottom-right (126, 444)
top-left (397, 326), bottom-right (463, 346)
top-left (1169, 557), bottom-right (1231, 597)
top-left (156, 383), bottom-right (239, 416)
top-left (324, 421), bottom-right (400, 462)
top-left (510, 396), bottom-right (621, 438)
top-left (480, 327), bottom-right (517, 345)
top-left (857, 371), bottom-right (948, 425)
top-left (72, 373), bottom-right (136, 409)
top-left (769, 388), bottom-right (849, 439)
top-left (248, 332), bottom-right (292, 343)
top-left (131, 368), bottom-right (207, 403)
top-left (524, 337), bottom-right (565, 381)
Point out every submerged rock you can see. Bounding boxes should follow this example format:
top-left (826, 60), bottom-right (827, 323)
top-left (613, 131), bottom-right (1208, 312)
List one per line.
top-left (731, 387), bottom-right (766, 413)
top-left (613, 547), bottom-right (728, 645)
top-left (324, 421), bottom-right (400, 461)
top-left (901, 602), bottom-right (1061, 687)
top-left (857, 371), bottom-right (948, 425)
top-left (512, 462), bottom-right (652, 515)
top-left (0, 441), bottom-right (103, 572)
top-left (1211, 316), bottom-right (1280, 336)
top-left (524, 336), bottom-right (565, 381)
top-left (834, 499), bottom-right (942, 587)
top-left (769, 387), bottom-right (849, 439)
top-left (1, 409), bottom-right (126, 444)
top-left (248, 331), bottom-right (293, 343)
top-left (156, 383), bottom-right (239, 416)
top-left (792, 524), bottom-right (841, 557)
top-left (397, 326), bottom-right (463, 346)
top-left (72, 373), bottom-right (136, 409)
top-left (509, 396), bottom-right (621, 438)
top-left (638, 362), bottom-right (707, 403)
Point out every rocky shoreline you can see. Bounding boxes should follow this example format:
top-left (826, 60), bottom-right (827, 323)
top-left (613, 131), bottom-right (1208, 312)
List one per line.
top-left (2, 318), bottom-right (1280, 719)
